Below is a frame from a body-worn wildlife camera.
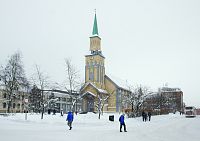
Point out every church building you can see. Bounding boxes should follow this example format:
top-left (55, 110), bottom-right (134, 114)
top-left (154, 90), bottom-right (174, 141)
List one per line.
top-left (80, 13), bottom-right (131, 113)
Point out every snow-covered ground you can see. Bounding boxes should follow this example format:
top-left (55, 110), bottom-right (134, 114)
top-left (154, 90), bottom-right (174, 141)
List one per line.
top-left (0, 113), bottom-right (200, 141)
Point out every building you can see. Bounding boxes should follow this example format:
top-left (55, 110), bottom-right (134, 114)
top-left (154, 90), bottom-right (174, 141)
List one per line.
top-left (43, 89), bottom-right (82, 114)
top-left (0, 86), bottom-right (29, 113)
top-left (80, 13), bottom-right (131, 113)
top-left (143, 87), bottom-right (184, 115)
top-left (29, 87), bottom-right (81, 114)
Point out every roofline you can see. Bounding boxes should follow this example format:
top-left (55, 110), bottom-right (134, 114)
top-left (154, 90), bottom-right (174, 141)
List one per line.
top-left (90, 35), bottom-right (101, 39)
top-left (85, 54), bottom-right (105, 59)
top-left (104, 75), bottom-right (132, 92)
top-left (80, 82), bottom-right (108, 94)
top-left (104, 75), bottom-right (119, 88)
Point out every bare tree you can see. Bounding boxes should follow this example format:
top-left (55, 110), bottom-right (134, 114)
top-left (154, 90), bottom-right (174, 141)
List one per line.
top-left (31, 65), bottom-right (49, 119)
top-left (0, 52), bottom-right (28, 113)
top-left (95, 92), bottom-right (110, 119)
top-left (64, 58), bottom-right (81, 113)
top-left (126, 85), bottom-right (151, 117)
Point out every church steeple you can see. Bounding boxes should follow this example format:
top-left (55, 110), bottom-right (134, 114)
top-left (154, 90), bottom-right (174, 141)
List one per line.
top-left (92, 13), bottom-right (99, 35)
top-left (85, 12), bottom-right (105, 87)
top-left (90, 12), bottom-right (101, 52)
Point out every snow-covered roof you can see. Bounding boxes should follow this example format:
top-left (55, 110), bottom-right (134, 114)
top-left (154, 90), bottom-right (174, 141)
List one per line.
top-left (82, 91), bottom-right (96, 97)
top-left (159, 87), bottom-right (182, 92)
top-left (105, 74), bottom-right (131, 92)
top-left (145, 92), bottom-right (160, 99)
top-left (80, 82), bottom-right (108, 94)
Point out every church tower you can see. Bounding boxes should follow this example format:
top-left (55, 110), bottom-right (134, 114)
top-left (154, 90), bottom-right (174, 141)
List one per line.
top-left (85, 13), bottom-right (105, 88)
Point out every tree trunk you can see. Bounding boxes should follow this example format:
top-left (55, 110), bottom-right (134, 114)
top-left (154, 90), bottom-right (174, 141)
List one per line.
top-left (98, 111), bottom-right (101, 119)
top-left (41, 104), bottom-right (44, 119)
top-left (7, 101), bottom-right (11, 113)
top-left (41, 91), bottom-right (44, 119)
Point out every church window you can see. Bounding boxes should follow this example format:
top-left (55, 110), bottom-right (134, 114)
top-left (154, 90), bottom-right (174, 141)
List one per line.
top-left (89, 67), bottom-right (94, 81)
top-left (97, 66), bottom-right (99, 82)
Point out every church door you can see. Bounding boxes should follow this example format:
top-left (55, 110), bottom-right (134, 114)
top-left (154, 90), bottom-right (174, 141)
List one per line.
top-left (87, 98), bottom-right (94, 112)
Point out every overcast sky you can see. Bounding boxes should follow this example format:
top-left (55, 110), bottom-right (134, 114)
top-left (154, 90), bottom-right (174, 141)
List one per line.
top-left (0, 0), bottom-right (200, 107)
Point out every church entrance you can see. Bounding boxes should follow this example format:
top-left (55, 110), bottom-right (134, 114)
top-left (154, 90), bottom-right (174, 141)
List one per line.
top-left (87, 98), bottom-right (94, 112)
top-left (82, 92), bottom-right (95, 112)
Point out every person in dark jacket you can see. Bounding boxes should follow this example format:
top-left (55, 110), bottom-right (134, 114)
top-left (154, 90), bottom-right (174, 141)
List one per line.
top-left (142, 111), bottom-right (145, 122)
top-left (119, 113), bottom-right (127, 132)
top-left (66, 111), bottom-right (74, 130)
top-left (60, 109), bottom-right (63, 116)
top-left (148, 111), bottom-right (152, 121)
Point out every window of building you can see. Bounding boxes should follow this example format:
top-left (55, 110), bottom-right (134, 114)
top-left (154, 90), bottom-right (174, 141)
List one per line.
top-left (89, 67), bottom-right (94, 81)
top-left (13, 103), bottom-right (16, 109)
top-left (62, 98), bottom-right (66, 102)
top-left (3, 93), bottom-right (6, 98)
top-left (17, 103), bottom-right (20, 109)
top-left (3, 103), bottom-right (6, 108)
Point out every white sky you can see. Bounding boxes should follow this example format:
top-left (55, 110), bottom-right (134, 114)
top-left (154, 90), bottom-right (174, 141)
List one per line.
top-left (0, 0), bottom-right (200, 107)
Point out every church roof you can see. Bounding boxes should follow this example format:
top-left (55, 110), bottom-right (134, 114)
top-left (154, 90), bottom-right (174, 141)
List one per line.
top-left (80, 82), bottom-right (108, 94)
top-left (82, 91), bottom-right (96, 97)
top-left (105, 75), bottom-right (132, 92)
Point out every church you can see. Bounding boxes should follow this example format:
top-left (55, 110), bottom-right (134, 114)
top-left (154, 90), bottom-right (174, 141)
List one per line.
top-left (80, 13), bottom-right (131, 113)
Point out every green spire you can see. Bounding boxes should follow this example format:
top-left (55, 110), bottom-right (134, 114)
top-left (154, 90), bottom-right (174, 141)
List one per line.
top-left (92, 13), bottom-right (99, 35)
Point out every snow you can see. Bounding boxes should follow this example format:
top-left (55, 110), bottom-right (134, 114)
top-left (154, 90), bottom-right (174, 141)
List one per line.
top-left (0, 113), bottom-right (200, 141)
top-left (81, 82), bottom-right (108, 94)
top-left (105, 74), bottom-right (131, 91)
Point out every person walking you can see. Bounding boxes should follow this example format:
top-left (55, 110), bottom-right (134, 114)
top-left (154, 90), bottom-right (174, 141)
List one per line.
top-left (148, 111), bottom-right (152, 121)
top-left (142, 111), bottom-right (145, 122)
top-left (119, 113), bottom-right (127, 132)
top-left (66, 111), bottom-right (74, 130)
top-left (144, 112), bottom-right (147, 122)
top-left (60, 109), bottom-right (63, 116)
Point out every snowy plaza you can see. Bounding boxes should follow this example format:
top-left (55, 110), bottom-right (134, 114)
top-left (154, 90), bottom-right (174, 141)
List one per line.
top-left (0, 113), bottom-right (200, 141)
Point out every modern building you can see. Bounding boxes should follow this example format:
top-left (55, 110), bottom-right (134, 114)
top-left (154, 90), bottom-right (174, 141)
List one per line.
top-left (80, 13), bottom-right (131, 113)
top-left (143, 87), bottom-right (184, 115)
top-left (29, 87), bottom-right (81, 114)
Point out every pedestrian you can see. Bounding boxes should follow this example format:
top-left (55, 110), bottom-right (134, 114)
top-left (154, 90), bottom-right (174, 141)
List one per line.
top-left (144, 112), bottom-right (147, 122)
top-left (48, 109), bottom-right (51, 115)
top-left (53, 109), bottom-right (56, 115)
top-left (119, 113), bottom-right (127, 132)
top-left (142, 111), bottom-right (145, 122)
top-left (60, 109), bottom-right (63, 116)
top-left (66, 111), bottom-right (74, 130)
top-left (148, 111), bottom-right (151, 121)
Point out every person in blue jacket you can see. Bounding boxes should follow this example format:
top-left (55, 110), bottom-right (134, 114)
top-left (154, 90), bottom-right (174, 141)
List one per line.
top-left (119, 113), bottom-right (127, 132)
top-left (66, 111), bottom-right (74, 130)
